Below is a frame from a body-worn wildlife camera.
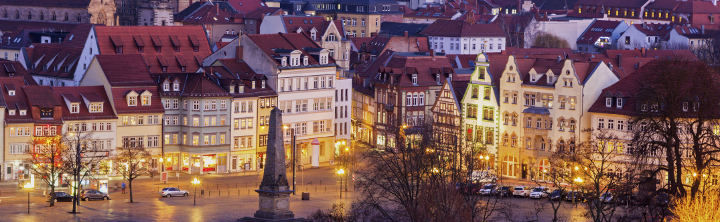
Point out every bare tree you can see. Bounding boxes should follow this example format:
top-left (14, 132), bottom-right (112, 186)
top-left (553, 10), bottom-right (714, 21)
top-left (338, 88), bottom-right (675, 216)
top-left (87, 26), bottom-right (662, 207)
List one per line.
top-left (353, 121), bottom-right (501, 222)
top-left (61, 131), bottom-right (107, 213)
top-left (631, 59), bottom-right (720, 199)
top-left (113, 146), bottom-right (151, 203)
top-left (532, 33), bottom-right (570, 49)
top-left (27, 135), bottom-right (66, 206)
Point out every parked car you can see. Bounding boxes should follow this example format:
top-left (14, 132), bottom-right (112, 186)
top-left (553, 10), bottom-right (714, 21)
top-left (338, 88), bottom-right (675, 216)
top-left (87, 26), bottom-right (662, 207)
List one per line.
top-left (529, 187), bottom-right (549, 199)
top-left (479, 184), bottom-right (496, 195)
top-left (48, 192), bottom-right (74, 202)
top-left (513, 186), bottom-right (532, 197)
top-left (496, 186), bottom-right (513, 197)
top-left (160, 187), bottom-right (189, 197)
top-left (549, 189), bottom-right (565, 201)
top-left (565, 191), bottom-right (584, 202)
top-left (600, 192), bottom-right (614, 203)
top-left (81, 189), bottom-right (110, 201)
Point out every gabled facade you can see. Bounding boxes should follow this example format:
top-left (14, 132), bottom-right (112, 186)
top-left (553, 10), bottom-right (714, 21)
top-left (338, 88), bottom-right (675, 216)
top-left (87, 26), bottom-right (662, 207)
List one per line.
top-left (241, 33), bottom-right (336, 167)
top-left (260, 15), bottom-right (352, 71)
top-left (80, 54), bottom-right (164, 172)
top-left (431, 79), bottom-right (463, 150)
top-left (617, 23), bottom-right (673, 50)
top-left (158, 73), bottom-right (232, 174)
top-left (497, 53), bottom-right (619, 181)
top-left (460, 53), bottom-right (500, 168)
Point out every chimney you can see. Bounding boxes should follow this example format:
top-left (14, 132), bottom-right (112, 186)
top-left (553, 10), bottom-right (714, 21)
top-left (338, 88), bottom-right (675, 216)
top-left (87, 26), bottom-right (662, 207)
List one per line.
top-left (236, 45), bottom-right (243, 62)
top-left (714, 0), bottom-right (718, 6)
top-left (641, 47), bottom-right (646, 57)
top-left (702, 25), bottom-right (705, 34)
top-left (616, 54), bottom-right (622, 68)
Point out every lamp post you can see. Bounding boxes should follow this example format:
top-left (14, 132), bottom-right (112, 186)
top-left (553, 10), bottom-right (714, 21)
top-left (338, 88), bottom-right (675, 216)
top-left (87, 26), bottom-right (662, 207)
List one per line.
top-left (191, 177), bottom-right (200, 206)
top-left (337, 168), bottom-right (345, 198)
top-left (284, 125), bottom-right (297, 195)
top-left (23, 182), bottom-right (33, 214)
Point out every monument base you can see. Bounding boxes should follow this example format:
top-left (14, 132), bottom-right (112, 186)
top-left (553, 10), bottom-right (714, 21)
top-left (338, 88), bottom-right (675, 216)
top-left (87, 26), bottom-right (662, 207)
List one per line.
top-left (238, 217), bottom-right (308, 222)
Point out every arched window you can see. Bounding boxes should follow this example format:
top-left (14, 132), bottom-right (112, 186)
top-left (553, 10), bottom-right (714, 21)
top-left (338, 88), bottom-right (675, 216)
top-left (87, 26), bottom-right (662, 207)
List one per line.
top-left (569, 119), bottom-right (576, 132)
top-left (511, 113), bottom-right (518, 126)
top-left (406, 92), bottom-right (412, 106)
top-left (502, 133), bottom-right (509, 145)
top-left (503, 113), bottom-right (509, 125)
top-left (558, 140), bottom-right (565, 152)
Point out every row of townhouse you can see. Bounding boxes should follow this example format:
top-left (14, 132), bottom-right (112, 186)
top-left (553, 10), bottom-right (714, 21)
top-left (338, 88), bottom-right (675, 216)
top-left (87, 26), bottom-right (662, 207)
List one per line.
top-left (2, 24), bottom-right (351, 180)
top-left (356, 46), bottom-right (699, 182)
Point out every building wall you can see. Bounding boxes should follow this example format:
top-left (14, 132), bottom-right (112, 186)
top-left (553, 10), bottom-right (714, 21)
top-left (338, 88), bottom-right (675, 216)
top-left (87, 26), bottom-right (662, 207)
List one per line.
top-left (276, 67), bottom-right (336, 165)
top-left (137, 0), bottom-right (175, 26)
top-left (617, 26), bottom-right (657, 50)
top-left (429, 36), bottom-right (506, 54)
top-left (351, 87), bottom-right (375, 146)
top-left (334, 78), bottom-right (352, 150)
top-left (2, 122), bottom-right (31, 181)
top-left (203, 23), bottom-right (244, 44)
top-left (230, 96), bottom-right (259, 172)
top-left (319, 23), bottom-right (351, 71)
top-left (337, 13), bottom-right (382, 37)
top-left (524, 19), bottom-right (595, 50)
top-left (461, 54), bottom-right (499, 168)
top-left (0, 49), bottom-right (20, 61)
top-left (0, 0), bottom-right (116, 25)
top-left (254, 96), bottom-right (275, 170)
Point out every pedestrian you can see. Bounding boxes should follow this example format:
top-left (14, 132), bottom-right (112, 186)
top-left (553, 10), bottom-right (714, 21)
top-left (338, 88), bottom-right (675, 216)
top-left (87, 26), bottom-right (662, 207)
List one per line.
top-left (121, 182), bottom-right (126, 194)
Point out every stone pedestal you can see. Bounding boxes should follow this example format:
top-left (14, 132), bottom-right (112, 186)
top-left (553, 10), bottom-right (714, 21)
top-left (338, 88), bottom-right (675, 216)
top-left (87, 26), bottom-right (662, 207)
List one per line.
top-left (254, 189), bottom-right (294, 219)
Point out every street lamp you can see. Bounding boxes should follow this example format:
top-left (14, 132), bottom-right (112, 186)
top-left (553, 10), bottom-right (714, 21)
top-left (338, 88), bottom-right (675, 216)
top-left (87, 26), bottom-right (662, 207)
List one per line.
top-left (284, 125), bottom-right (297, 195)
top-left (191, 177), bottom-right (200, 206)
top-left (336, 168), bottom-right (345, 198)
top-left (23, 181), bottom-right (33, 214)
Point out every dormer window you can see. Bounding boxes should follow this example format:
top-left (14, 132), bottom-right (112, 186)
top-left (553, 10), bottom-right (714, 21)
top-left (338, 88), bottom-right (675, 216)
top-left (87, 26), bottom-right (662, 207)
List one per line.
top-left (281, 57), bottom-right (287, 66)
top-left (89, 102), bottom-right (103, 113)
top-left (605, 97), bottom-right (612, 107)
top-left (251, 80), bottom-right (256, 89)
top-left (682, 102), bottom-right (689, 112)
top-left (128, 95), bottom-right (137, 106)
top-left (141, 91), bottom-right (152, 106)
top-left (173, 81), bottom-right (180, 91)
top-left (70, 103), bottom-right (80, 113)
top-left (8, 109), bottom-right (15, 115)
top-left (261, 80), bottom-right (266, 89)
top-left (19, 109), bottom-right (26, 116)
top-left (163, 81), bottom-right (170, 91)
top-left (8, 90), bottom-right (15, 96)
top-left (617, 98), bottom-right (623, 108)
top-left (303, 56), bottom-right (309, 66)
top-left (319, 55), bottom-right (328, 64)
top-left (411, 74), bottom-right (418, 84)
top-left (311, 30), bottom-right (317, 41)
top-left (161, 66), bottom-right (168, 73)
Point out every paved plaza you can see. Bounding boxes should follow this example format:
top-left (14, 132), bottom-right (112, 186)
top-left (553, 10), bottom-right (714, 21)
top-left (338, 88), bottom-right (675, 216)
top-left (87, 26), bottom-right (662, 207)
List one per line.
top-left (0, 167), bottom-right (609, 221)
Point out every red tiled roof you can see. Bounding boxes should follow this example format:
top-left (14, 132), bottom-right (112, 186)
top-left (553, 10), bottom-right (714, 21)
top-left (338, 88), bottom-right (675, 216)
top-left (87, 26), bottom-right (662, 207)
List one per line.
top-left (227, 0), bottom-right (267, 14)
top-left (588, 59), bottom-right (714, 116)
top-left (420, 20), bottom-right (507, 37)
top-left (94, 26), bottom-right (212, 74)
top-left (0, 60), bottom-right (37, 84)
top-left (53, 86), bottom-right (116, 120)
top-left (110, 87), bottom-right (164, 114)
top-left (95, 54), bottom-right (155, 86)
top-left (246, 33), bottom-right (334, 66)
top-left (633, 23), bottom-right (674, 37)
top-left (0, 21), bottom-right (91, 50)
top-left (24, 43), bottom-right (82, 79)
top-left (157, 73), bottom-right (230, 97)
top-left (374, 52), bottom-right (455, 87)
top-left (177, 2), bottom-right (243, 24)
top-left (207, 59), bottom-right (277, 98)
top-left (577, 20), bottom-right (621, 44)
top-left (0, 77), bottom-right (30, 123)
top-left (24, 85), bottom-right (61, 108)
top-left (0, 0), bottom-right (90, 8)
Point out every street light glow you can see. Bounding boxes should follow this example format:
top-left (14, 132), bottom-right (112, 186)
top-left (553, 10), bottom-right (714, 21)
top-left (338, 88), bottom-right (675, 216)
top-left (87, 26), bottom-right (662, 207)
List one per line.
top-left (574, 177), bottom-right (584, 183)
top-left (336, 168), bottom-right (345, 175)
top-left (191, 177), bottom-right (201, 185)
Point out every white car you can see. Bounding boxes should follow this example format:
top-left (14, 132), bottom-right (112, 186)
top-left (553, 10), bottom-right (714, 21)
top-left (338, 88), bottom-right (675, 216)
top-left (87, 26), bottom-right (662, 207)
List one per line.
top-left (513, 186), bottom-right (532, 197)
top-left (478, 184), bottom-right (496, 195)
top-left (160, 187), bottom-right (189, 197)
top-left (529, 187), bottom-right (549, 199)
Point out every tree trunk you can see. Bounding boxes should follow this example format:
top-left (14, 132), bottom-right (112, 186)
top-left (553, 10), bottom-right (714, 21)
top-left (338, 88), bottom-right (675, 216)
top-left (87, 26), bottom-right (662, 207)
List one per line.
top-left (49, 185), bottom-right (55, 207)
top-left (129, 179), bottom-right (134, 203)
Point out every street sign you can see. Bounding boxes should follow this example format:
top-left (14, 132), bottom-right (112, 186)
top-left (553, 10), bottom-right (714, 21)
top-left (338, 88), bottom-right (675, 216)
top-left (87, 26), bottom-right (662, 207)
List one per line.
top-left (161, 172), bottom-right (167, 183)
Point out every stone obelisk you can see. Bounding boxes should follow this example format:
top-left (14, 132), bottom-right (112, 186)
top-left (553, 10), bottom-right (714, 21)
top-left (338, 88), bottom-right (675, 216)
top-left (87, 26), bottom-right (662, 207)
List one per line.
top-left (251, 108), bottom-right (295, 220)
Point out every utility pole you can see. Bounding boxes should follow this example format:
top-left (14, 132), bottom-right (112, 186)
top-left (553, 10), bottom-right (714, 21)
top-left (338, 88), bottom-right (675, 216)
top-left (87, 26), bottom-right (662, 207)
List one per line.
top-left (72, 135), bottom-right (80, 213)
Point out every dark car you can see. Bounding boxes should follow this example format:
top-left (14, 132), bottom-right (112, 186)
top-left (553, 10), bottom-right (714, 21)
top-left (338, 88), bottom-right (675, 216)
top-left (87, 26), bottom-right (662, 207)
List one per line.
top-left (457, 183), bottom-right (482, 195)
top-left (81, 189), bottom-right (110, 201)
top-left (496, 186), bottom-right (513, 197)
top-left (48, 192), bottom-right (74, 202)
top-left (565, 191), bottom-right (584, 202)
top-left (549, 189), bottom-right (565, 201)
